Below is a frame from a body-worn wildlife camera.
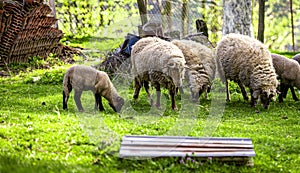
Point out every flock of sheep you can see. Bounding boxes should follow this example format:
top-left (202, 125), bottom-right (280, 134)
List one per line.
top-left (62, 33), bottom-right (300, 112)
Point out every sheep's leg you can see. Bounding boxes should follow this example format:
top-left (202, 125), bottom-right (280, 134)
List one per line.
top-left (178, 86), bottom-right (184, 95)
top-left (278, 83), bottom-right (286, 103)
top-left (204, 86), bottom-right (211, 99)
top-left (95, 93), bottom-right (105, 111)
top-left (250, 89), bottom-right (257, 107)
top-left (133, 78), bottom-right (142, 100)
top-left (290, 87), bottom-right (299, 101)
top-left (63, 85), bottom-right (72, 110)
top-left (238, 82), bottom-right (249, 101)
top-left (74, 90), bottom-right (84, 112)
top-left (63, 91), bottom-right (69, 110)
top-left (225, 79), bottom-right (230, 102)
top-left (154, 84), bottom-right (161, 109)
top-left (170, 89), bottom-right (177, 110)
top-left (144, 81), bottom-right (153, 106)
top-left (282, 84), bottom-right (288, 98)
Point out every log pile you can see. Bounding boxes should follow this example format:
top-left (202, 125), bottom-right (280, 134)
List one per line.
top-left (0, 0), bottom-right (64, 65)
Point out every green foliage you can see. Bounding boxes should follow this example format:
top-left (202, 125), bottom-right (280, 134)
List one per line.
top-left (55, 0), bottom-right (300, 51)
top-left (56, 0), bottom-right (138, 38)
top-left (252, 0), bottom-right (300, 51)
top-left (195, 1), bottom-right (222, 45)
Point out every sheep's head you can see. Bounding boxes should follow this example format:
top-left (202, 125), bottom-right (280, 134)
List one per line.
top-left (165, 57), bottom-right (186, 88)
top-left (110, 96), bottom-right (125, 112)
top-left (188, 69), bottom-right (210, 102)
top-left (253, 87), bottom-right (277, 109)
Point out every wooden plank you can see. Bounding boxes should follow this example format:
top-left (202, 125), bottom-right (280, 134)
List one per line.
top-left (124, 135), bottom-right (252, 141)
top-left (119, 135), bottom-right (256, 159)
top-left (119, 150), bottom-right (256, 158)
top-left (122, 135), bottom-right (253, 145)
top-left (121, 141), bottom-right (253, 149)
top-left (121, 145), bottom-right (254, 152)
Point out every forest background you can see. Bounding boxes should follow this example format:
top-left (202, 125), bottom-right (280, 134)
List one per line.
top-left (54, 0), bottom-right (300, 52)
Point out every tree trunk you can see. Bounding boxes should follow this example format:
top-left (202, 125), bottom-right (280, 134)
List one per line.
top-left (137, 0), bottom-right (148, 26)
top-left (257, 0), bottom-right (265, 42)
top-left (165, 0), bottom-right (172, 30)
top-left (158, 0), bottom-right (172, 30)
top-left (290, 0), bottom-right (295, 52)
top-left (48, 0), bottom-right (58, 28)
top-left (222, 0), bottom-right (253, 37)
top-left (182, 0), bottom-right (188, 36)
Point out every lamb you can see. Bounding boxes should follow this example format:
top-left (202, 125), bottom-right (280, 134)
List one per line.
top-left (271, 53), bottom-right (300, 102)
top-left (171, 39), bottom-right (216, 102)
top-left (131, 36), bottom-right (186, 110)
top-left (216, 33), bottom-right (278, 109)
top-left (63, 65), bottom-right (124, 112)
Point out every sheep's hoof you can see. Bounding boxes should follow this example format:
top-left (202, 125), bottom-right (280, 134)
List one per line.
top-left (172, 106), bottom-right (178, 111)
top-left (150, 100), bottom-right (154, 107)
top-left (155, 104), bottom-right (162, 110)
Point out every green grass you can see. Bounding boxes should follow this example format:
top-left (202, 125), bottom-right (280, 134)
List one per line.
top-left (270, 50), bottom-right (300, 59)
top-left (0, 67), bottom-right (299, 172)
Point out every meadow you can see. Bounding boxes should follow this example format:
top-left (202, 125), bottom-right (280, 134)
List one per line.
top-left (0, 40), bottom-right (299, 172)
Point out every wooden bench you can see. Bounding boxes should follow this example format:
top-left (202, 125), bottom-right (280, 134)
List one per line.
top-left (119, 135), bottom-right (256, 166)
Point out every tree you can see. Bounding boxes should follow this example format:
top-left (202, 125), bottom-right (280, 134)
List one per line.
top-left (222, 0), bottom-right (253, 36)
top-left (257, 0), bottom-right (265, 42)
top-left (137, 0), bottom-right (148, 26)
top-left (48, 0), bottom-right (58, 28)
top-left (290, 0), bottom-right (295, 52)
top-left (181, 0), bottom-right (188, 36)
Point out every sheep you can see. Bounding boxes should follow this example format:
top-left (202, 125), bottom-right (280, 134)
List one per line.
top-left (271, 53), bottom-right (300, 102)
top-left (280, 53), bottom-right (300, 100)
top-left (216, 33), bottom-right (278, 109)
top-left (292, 53), bottom-right (300, 62)
top-left (171, 39), bottom-right (216, 102)
top-left (131, 36), bottom-right (186, 110)
top-left (63, 65), bottom-right (124, 112)
top-left (284, 53), bottom-right (300, 100)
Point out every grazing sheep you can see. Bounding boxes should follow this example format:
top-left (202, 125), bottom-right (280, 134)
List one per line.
top-left (171, 39), bottom-right (216, 102)
top-left (131, 37), bottom-right (186, 110)
top-left (63, 65), bottom-right (124, 112)
top-left (271, 53), bottom-right (300, 102)
top-left (292, 53), bottom-right (300, 62)
top-left (216, 33), bottom-right (278, 109)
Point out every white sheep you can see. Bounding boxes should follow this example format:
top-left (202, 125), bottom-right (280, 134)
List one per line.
top-left (171, 39), bottom-right (216, 102)
top-left (216, 33), bottom-right (278, 109)
top-left (63, 65), bottom-right (124, 112)
top-left (131, 36), bottom-right (186, 110)
top-left (271, 53), bottom-right (300, 102)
